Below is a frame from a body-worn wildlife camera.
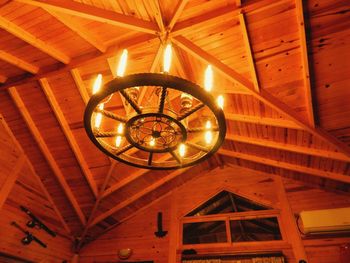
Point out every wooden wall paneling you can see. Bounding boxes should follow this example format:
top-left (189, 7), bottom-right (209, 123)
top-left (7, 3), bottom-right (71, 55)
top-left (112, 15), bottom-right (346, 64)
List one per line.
top-left (45, 9), bottom-right (107, 53)
top-left (172, 36), bottom-right (350, 159)
top-left (0, 50), bottom-right (39, 74)
top-left (39, 78), bottom-right (98, 197)
top-left (8, 87), bottom-right (87, 226)
top-left (17, 0), bottom-right (158, 34)
top-left (0, 16), bottom-right (70, 64)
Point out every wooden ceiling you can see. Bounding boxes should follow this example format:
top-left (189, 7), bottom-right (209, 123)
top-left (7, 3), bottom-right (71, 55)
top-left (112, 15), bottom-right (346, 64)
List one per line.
top-left (0, 0), bottom-right (349, 250)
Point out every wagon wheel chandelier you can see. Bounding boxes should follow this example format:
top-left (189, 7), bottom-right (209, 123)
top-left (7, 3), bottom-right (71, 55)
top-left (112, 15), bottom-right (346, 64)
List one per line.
top-left (84, 43), bottom-right (226, 170)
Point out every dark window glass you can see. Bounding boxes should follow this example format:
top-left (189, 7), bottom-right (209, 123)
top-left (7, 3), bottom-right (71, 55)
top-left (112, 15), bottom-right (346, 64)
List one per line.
top-left (183, 221), bottom-right (227, 244)
top-left (230, 217), bottom-right (282, 242)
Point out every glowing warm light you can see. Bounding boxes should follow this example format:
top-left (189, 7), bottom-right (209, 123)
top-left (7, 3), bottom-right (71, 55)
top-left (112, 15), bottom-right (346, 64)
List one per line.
top-left (117, 49), bottom-right (128, 77)
top-left (94, 103), bottom-right (104, 129)
top-left (117, 123), bottom-right (124, 134)
top-left (179, 143), bottom-right (186, 157)
top-left (92, 74), bottom-right (102, 94)
top-left (217, 95), bottom-right (224, 109)
top-left (205, 120), bottom-right (212, 144)
top-left (149, 137), bottom-right (155, 147)
top-left (163, 44), bottom-right (172, 73)
top-left (204, 65), bottom-right (213, 92)
top-left (115, 136), bottom-right (122, 147)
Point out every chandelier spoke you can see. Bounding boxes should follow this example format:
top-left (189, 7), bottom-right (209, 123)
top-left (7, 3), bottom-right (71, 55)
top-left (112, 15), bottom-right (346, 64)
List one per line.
top-left (170, 150), bottom-right (182, 164)
top-left (177, 103), bottom-right (205, 121)
top-left (120, 89), bottom-right (142, 114)
top-left (186, 142), bottom-right (210, 152)
top-left (158, 86), bottom-right (167, 113)
top-left (114, 144), bottom-right (133, 156)
top-left (95, 108), bottom-right (127, 123)
top-left (94, 131), bottom-right (118, 138)
top-left (187, 127), bottom-right (219, 133)
top-left (147, 152), bottom-right (153, 166)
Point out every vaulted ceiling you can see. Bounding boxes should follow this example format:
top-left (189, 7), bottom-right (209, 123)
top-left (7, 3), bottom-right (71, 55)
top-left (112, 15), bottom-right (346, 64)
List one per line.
top-left (0, 0), bottom-right (349, 250)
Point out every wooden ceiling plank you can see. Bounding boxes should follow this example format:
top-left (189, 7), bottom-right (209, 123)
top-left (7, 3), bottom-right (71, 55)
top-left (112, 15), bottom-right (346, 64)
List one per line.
top-left (226, 134), bottom-right (350, 163)
top-left (167, 0), bottom-right (189, 31)
top-left (0, 16), bottom-right (70, 64)
top-left (1, 114), bottom-right (72, 235)
top-left (173, 36), bottom-right (350, 160)
top-left (0, 75), bottom-right (8, 83)
top-left (16, 0), bottom-right (158, 35)
top-left (89, 166), bottom-right (192, 227)
top-left (39, 78), bottom-right (99, 198)
top-left (226, 113), bottom-right (302, 130)
top-left (8, 87), bottom-right (87, 226)
top-left (239, 14), bottom-right (259, 92)
top-left (295, 0), bottom-right (315, 127)
top-left (0, 154), bottom-right (25, 210)
top-left (219, 149), bottom-right (350, 184)
top-left (0, 50), bottom-right (39, 74)
top-left (45, 9), bottom-right (107, 53)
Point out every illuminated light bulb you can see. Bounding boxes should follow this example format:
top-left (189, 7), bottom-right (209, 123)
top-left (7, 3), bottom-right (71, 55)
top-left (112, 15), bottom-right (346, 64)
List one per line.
top-left (204, 65), bottom-right (213, 92)
top-left (117, 49), bottom-right (128, 77)
top-left (205, 120), bottom-right (212, 145)
top-left (115, 136), bottom-right (122, 147)
top-left (92, 74), bottom-right (102, 94)
top-left (94, 103), bottom-right (104, 129)
top-left (149, 137), bottom-right (155, 147)
top-left (163, 43), bottom-right (172, 73)
top-left (117, 123), bottom-right (124, 134)
top-left (179, 143), bottom-right (186, 157)
top-left (217, 95), bottom-right (224, 109)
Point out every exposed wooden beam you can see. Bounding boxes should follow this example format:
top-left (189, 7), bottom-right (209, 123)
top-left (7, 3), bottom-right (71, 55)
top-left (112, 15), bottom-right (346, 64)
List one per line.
top-left (225, 113), bottom-right (302, 130)
top-left (0, 154), bottom-right (25, 210)
top-left (39, 78), bottom-right (98, 198)
top-left (0, 74), bottom-right (7, 83)
top-left (0, 16), bottom-right (70, 64)
top-left (17, 0), bottom-right (158, 35)
top-left (70, 68), bottom-right (90, 105)
top-left (226, 134), bottom-right (350, 163)
top-left (295, 0), bottom-right (315, 127)
top-left (45, 9), bottom-right (107, 53)
top-left (219, 149), bottom-right (350, 184)
top-left (167, 0), bottom-right (189, 31)
top-left (0, 50), bottom-right (39, 74)
top-left (147, 0), bottom-right (165, 32)
top-left (89, 167), bottom-right (192, 227)
top-left (8, 87), bottom-right (87, 226)
top-left (173, 36), bottom-right (350, 159)
top-left (239, 14), bottom-right (259, 92)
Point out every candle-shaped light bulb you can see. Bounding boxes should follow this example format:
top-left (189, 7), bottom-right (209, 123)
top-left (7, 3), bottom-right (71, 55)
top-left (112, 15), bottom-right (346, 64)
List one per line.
top-left (217, 95), bottom-right (224, 109)
top-left (117, 49), bottom-right (128, 77)
top-left (179, 143), bottom-right (186, 157)
top-left (117, 123), bottom-right (124, 134)
top-left (149, 137), bottom-right (156, 147)
top-left (205, 120), bottom-right (212, 145)
top-left (115, 123), bottom-right (124, 148)
top-left (94, 103), bottom-right (104, 129)
top-left (204, 65), bottom-right (213, 92)
top-left (163, 44), bottom-right (172, 73)
top-left (92, 74), bottom-right (102, 94)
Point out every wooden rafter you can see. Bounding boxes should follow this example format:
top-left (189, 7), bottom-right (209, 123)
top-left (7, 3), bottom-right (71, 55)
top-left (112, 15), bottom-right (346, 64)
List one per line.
top-left (172, 36), bottom-right (350, 159)
top-left (89, 167), bottom-right (192, 227)
top-left (39, 78), bottom-right (99, 197)
top-left (167, 0), bottom-right (189, 31)
top-left (0, 16), bottom-right (70, 64)
top-left (0, 50), bottom-right (39, 74)
top-left (225, 134), bottom-right (350, 163)
top-left (239, 14), bottom-right (259, 92)
top-left (219, 149), bottom-right (350, 184)
top-left (45, 9), bottom-right (107, 53)
top-left (147, 0), bottom-right (165, 33)
top-left (17, 0), bottom-right (158, 35)
top-left (295, 0), bottom-right (315, 127)
top-left (70, 68), bottom-right (90, 105)
top-left (8, 87), bottom-right (87, 226)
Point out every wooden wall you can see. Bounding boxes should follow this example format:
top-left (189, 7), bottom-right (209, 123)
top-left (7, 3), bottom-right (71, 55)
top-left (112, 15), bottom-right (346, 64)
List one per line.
top-left (79, 165), bottom-right (350, 263)
top-left (0, 115), bottom-right (73, 262)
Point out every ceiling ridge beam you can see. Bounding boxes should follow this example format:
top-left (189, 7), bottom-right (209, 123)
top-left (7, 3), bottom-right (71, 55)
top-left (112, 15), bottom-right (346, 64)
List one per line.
top-left (172, 36), bottom-right (350, 159)
top-left (0, 16), bottom-right (70, 64)
top-left (16, 0), bottom-right (159, 35)
top-left (226, 133), bottom-right (350, 162)
top-left (167, 0), bottom-right (189, 31)
top-left (219, 149), bottom-right (350, 184)
top-left (8, 87), bottom-right (87, 226)
top-left (45, 9), bottom-right (107, 53)
top-left (0, 113), bottom-right (72, 236)
top-left (39, 78), bottom-right (99, 198)
top-left (89, 167), bottom-right (192, 228)
top-left (295, 0), bottom-right (315, 127)
top-left (0, 50), bottom-right (39, 74)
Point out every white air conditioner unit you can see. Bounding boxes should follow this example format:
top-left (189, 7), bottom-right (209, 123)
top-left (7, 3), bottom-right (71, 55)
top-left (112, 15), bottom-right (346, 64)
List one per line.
top-left (300, 207), bottom-right (350, 234)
